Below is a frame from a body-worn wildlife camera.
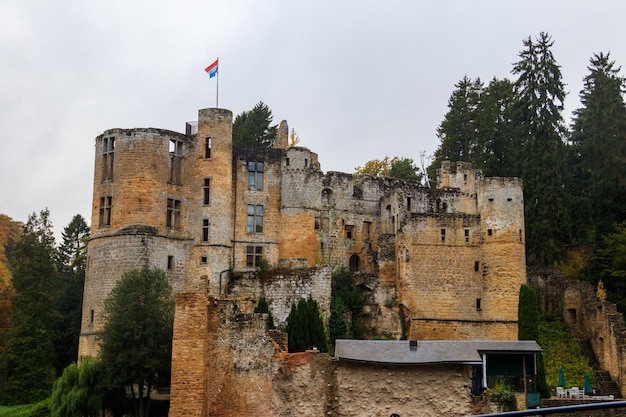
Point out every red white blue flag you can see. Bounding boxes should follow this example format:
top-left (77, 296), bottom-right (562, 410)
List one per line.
top-left (205, 59), bottom-right (219, 78)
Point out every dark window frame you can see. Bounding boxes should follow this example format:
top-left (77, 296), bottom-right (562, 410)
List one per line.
top-left (247, 204), bottom-right (264, 233)
top-left (246, 245), bottom-right (263, 267)
top-left (247, 161), bottom-right (264, 190)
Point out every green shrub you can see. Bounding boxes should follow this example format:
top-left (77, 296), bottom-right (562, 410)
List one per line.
top-left (285, 296), bottom-right (328, 352)
top-left (254, 296), bottom-right (275, 329)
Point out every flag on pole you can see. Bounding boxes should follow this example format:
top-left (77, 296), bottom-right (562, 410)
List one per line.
top-left (205, 59), bottom-right (219, 78)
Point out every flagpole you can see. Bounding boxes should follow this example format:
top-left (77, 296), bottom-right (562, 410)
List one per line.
top-left (216, 57), bottom-right (219, 108)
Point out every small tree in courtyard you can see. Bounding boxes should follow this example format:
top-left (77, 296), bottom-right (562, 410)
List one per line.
top-left (285, 296), bottom-right (328, 353)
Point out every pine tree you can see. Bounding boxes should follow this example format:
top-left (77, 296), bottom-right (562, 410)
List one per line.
top-left (53, 214), bottom-right (90, 373)
top-left (0, 209), bottom-right (58, 404)
top-left (570, 52), bottom-right (626, 242)
top-left (232, 101), bottom-right (278, 147)
top-left (430, 76), bottom-right (485, 177)
top-left (511, 32), bottom-right (569, 265)
top-left (481, 78), bottom-right (516, 177)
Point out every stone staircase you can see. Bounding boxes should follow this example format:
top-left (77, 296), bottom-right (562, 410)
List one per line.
top-left (579, 339), bottom-right (622, 398)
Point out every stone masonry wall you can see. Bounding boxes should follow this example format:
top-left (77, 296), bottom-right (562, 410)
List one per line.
top-left (226, 266), bottom-right (332, 326)
top-left (170, 295), bottom-right (495, 417)
top-left (529, 266), bottom-right (626, 397)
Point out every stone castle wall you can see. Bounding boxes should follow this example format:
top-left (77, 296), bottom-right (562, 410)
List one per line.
top-left (81, 107), bottom-right (528, 415)
top-left (529, 266), bottom-right (626, 397)
top-left (170, 296), bottom-right (494, 417)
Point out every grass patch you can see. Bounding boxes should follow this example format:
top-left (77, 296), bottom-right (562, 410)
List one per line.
top-left (538, 314), bottom-right (595, 389)
top-left (0, 399), bottom-right (49, 417)
top-left (0, 405), bottom-right (34, 417)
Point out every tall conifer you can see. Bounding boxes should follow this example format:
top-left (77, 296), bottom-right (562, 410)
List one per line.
top-left (570, 52), bottom-right (626, 242)
top-left (512, 32), bottom-right (569, 265)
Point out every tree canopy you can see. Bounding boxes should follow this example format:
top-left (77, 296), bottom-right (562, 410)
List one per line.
top-left (569, 52), bottom-right (626, 242)
top-left (430, 32), bottom-right (571, 265)
top-left (285, 295), bottom-right (328, 353)
top-left (0, 209), bottom-right (58, 404)
top-left (355, 156), bottom-right (422, 182)
top-left (52, 214), bottom-right (90, 374)
top-left (98, 267), bottom-right (174, 417)
top-left (232, 101), bottom-right (278, 147)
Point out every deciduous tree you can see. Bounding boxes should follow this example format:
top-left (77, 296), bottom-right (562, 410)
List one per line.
top-left (98, 267), bottom-right (174, 417)
top-left (355, 156), bottom-right (422, 181)
top-left (49, 357), bottom-right (103, 417)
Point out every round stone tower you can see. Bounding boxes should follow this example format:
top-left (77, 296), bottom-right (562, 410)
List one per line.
top-left (78, 108), bottom-right (234, 358)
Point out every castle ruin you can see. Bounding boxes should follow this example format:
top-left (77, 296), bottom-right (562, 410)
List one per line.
top-left (79, 107), bottom-right (528, 416)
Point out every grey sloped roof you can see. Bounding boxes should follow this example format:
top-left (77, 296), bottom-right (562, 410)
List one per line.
top-left (334, 340), bottom-right (542, 365)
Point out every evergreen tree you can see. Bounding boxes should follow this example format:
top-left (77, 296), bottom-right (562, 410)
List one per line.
top-left (518, 284), bottom-right (550, 397)
top-left (511, 32), bottom-right (569, 265)
top-left (430, 76), bottom-right (485, 177)
top-left (254, 296), bottom-right (275, 329)
top-left (480, 78), bottom-right (516, 177)
top-left (98, 267), bottom-right (174, 417)
top-left (518, 284), bottom-right (539, 341)
top-left (570, 52), bottom-right (626, 242)
top-left (53, 214), bottom-right (90, 373)
top-left (0, 209), bottom-right (58, 404)
top-left (285, 296), bottom-right (328, 353)
top-left (232, 101), bottom-right (278, 147)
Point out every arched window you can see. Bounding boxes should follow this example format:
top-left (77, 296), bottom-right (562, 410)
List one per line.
top-left (349, 254), bottom-right (360, 272)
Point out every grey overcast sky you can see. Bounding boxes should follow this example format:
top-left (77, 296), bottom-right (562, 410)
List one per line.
top-left (1, 0), bottom-right (626, 237)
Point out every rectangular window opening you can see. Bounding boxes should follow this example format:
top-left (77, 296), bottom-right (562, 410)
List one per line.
top-left (203, 178), bottom-right (211, 205)
top-left (202, 218), bottom-right (209, 242)
top-left (246, 246), bottom-right (263, 267)
top-left (247, 161), bottom-right (264, 190)
top-left (464, 229), bottom-right (470, 243)
top-left (247, 204), bottom-right (264, 233)
top-left (320, 210), bottom-right (329, 230)
top-left (167, 255), bottom-right (174, 270)
top-left (407, 196), bottom-right (412, 212)
top-left (363, 221), bottom-right (371, 240)
top-left (201, 256), bottom-right (208, 264)
top-left (169, 139), bottom-right (183, 185)
top-left (90, 309), bottom-right (95, 323)
top-left (474, 261), bottom-right (480, 272)
top-left (487, 228), bottom-right (493, 236)
top-left (167, 198), bottom-right (181, 229)
top-left (205, 137), bottom-right (211, 159)
top-left (441, 228), bottom-right (446, 242)
top-left (345, 225), bottom-right (354, 239)
top-left (99, 196), bottom-right (112, 227)
top-left (476, 298), bottom-right (482, 311)
top-left (102, 137), bottom-right (115, 181)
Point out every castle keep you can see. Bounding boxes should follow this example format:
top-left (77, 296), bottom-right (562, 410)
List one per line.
top-left (79, 107), bottom-right (528, 415)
